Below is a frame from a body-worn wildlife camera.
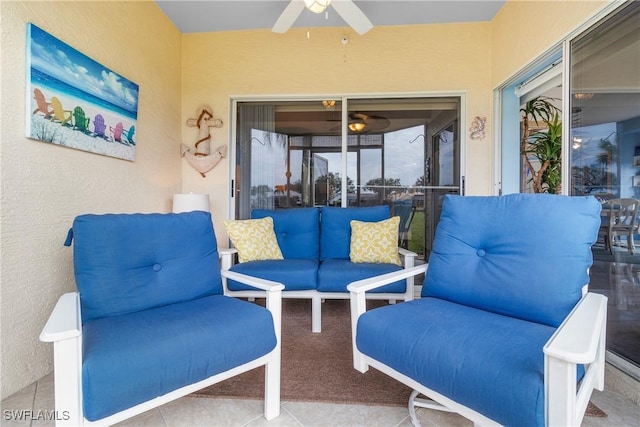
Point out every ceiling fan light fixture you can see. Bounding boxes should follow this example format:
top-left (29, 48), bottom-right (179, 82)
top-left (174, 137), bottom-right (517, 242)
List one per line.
top-left (349, 122), bottom-right (365, 132)
top-left (574, 93), bottom-right (594, 100)
top-left (304, 0), bottom-right (332, 14)
top-left (322, 100), bottom-right (336, 109)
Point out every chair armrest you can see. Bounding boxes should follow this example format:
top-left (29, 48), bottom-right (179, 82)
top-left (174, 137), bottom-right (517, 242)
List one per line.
top-left (543, 292), bottom-right (608, 364)
top-left (39, 292), bottom-right (81, 343)
top-left (398, 247), bottom-right (418, 268)
top-left (544, 292), bottom-right (607, 426)
top-left (347, 264), bottom-right (428, 294)
top-left (219, 248), bottom-right (238, 270)
top-left (349, 264), bottom-right (427, 372)
top-left (221, 270), bottom-right (284, 343)
top-left (39, 292), bottom-right (84, 425)
top-left (398, 247), bottom-right (417, 258)
top-left (221, 270), bottom-right (284, 293)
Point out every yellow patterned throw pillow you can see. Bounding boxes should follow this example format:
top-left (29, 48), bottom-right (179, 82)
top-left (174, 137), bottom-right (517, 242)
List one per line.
top-left (223, 217), bottom-right (283, 263)
top-left (349, 216), bottom-right (401, 266)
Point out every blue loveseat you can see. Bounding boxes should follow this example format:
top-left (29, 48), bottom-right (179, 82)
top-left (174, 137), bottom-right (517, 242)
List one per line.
top-left (221, 206), bottom-right (418, 332)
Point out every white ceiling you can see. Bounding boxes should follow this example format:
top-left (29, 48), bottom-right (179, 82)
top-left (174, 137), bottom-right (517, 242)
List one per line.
top-left (155, 0), bottom-right (506, 34)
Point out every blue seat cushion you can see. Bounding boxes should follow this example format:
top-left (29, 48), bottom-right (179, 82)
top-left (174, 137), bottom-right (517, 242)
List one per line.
top-left (227, 259), bottom-right (318, 291)
top-left (252, 208), bottom-right (320, 259)
top-left (317, 259), bottom-right (405, 293)
top-left (356, 297), bottom-right (559, 427)
top-left (71, 212), bottom-right (223, 323)
top-left (424, 194), bottom-right (601, 327)
top-left (320, 206), bottom-right (391, 260)
top-left (81, 295), bottom-right (276, 421)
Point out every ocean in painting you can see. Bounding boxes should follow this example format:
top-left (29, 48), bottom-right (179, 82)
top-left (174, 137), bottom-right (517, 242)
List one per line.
top-left (31, 68), bottom-right (137, 122)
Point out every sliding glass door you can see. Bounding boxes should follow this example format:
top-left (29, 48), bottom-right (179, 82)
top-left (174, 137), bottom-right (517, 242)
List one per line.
top-left (496, 0), bottom-right (640, 377)
top-left (233, 96), bottom-right (461, 261)
top-left (497, 52), bottom-right (562, 195)
top-left (568, 1), bottom-right (640, 371)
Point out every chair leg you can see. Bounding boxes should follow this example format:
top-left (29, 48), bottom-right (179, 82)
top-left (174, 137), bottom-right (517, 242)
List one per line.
top-left (350, 292), bottom-right (369, 373)
top-left (408, 389), bottom-right (423, 427)
top-left (263, 351), bottom-right (281, 420)
top-left (408, 389), bottom-right (457, 427)
top-left (311, 296), bottom-right (322, 333)
top-left (609, 231), bottom-right (617, 254)
top-left (545, 355), bottom-right (578, 427)
top-left (52, 336), bottom-right (83, 426)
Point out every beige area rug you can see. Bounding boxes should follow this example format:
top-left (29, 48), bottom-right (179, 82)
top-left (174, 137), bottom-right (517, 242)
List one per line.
top-left (192, 298), bottom-right (411, 406)
top-left (191, 298), bottom-right (606, 417)
top-left (586, 401), bottom-right (608, 418)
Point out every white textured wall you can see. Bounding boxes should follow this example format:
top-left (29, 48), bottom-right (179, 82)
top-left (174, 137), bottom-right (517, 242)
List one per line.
top-left (0, 1), bottom-right (183, 398)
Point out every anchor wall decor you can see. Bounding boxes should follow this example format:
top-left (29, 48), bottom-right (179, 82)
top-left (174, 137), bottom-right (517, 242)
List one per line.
top-left (181, 105), bottom-right (227, 177)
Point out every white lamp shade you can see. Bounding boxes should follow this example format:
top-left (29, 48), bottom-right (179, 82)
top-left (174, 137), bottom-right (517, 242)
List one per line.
top-left (172, 193), bottom-right (210, 213)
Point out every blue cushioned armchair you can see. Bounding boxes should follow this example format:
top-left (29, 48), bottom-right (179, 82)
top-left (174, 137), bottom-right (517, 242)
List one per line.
top-left (40, 211), bottom-right (283, 426)
top-left (349, 194), bottom-right (608, 426)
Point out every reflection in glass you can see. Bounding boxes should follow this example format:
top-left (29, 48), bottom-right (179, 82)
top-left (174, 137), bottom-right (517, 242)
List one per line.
top-left (236, 97), bottom-right (460, 261)
top-left (569, 1), bottom-right (640, 370)
top-left (571, 123), bottom-right (618, 199)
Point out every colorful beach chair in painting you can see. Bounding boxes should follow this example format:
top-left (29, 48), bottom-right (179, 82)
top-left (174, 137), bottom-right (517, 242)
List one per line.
top-left (93, 114), bottom-right (107, 139)
top-left (109, 122), bottom-right (124, 143)
top-left (50, 97), bottom-right (72, 126)
top-left (32, 88), bottom-right (53, 118)
top-left (72, 106), bottom-right (91, 134)
top-left (123, 125), bottom-right (135, 145)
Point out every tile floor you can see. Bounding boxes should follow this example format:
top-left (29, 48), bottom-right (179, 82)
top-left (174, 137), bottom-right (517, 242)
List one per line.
top-left (2, 370), bottom-right (639, 426)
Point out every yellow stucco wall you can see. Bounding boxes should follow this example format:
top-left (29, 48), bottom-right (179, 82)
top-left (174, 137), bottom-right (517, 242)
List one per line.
top-left (181, 23), bottom-right (494, 243)
top-left (492, 0), bottom-right (612, 87)
top-left (0, 1), bottom-right (182, 398)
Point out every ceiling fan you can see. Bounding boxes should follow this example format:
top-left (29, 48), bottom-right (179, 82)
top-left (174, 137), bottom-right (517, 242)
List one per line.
top-left (329, 112), bottom-right (390, 133)
top-left (272, 0), bottom-right (373, 35)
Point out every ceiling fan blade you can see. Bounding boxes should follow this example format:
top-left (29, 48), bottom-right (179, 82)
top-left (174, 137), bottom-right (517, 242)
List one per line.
top-left (351, 112), bottom-right (370, 121)
top-left (272, 0), bottom-right (305, 33)
top-left (331, 0), bottom-right (373, 35)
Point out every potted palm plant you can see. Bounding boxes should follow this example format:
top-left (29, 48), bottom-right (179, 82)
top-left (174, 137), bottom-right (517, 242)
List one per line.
top-left (520, 96), bottom-right (562, 194)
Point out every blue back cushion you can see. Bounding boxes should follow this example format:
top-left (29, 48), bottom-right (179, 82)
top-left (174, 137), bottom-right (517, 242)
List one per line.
top-left (423, 194), bottom-right (601, 327)
top-left (72, 211), bottom-right (222, 323)
top-left (252, 208), bottom-right (320, 259)
top-left (320, 206), bottom-right (390, 259)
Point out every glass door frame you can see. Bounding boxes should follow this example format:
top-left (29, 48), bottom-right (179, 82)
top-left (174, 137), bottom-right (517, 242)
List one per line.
top-left (229, 92), bottom-right (467, 221)
top-left (493, 46), bottom-right (563, 195)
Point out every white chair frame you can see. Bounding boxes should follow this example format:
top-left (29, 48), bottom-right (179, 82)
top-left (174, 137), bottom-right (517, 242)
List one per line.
top-left (349, 265), bottom-right (608, 427)
top-left (40, 270), bottom-right (284, 427)
top-left (220, 247), bottom-right (417, 333)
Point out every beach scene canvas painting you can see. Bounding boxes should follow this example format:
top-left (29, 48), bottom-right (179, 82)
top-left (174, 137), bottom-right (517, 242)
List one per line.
top-left (26, 23), bottom-right (139, 161)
